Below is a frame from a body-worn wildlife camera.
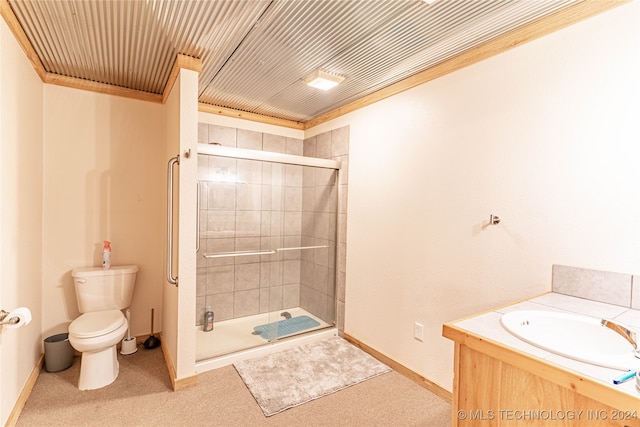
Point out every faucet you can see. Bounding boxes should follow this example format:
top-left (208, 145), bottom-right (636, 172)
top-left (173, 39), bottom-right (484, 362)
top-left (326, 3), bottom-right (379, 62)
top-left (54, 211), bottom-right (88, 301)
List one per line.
top-left (601, 319), bottom-right (640, 359)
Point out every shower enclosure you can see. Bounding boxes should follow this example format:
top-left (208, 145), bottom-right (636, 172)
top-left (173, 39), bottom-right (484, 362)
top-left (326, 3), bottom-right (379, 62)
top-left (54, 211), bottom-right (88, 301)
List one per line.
top-left (195, 144), bottom-right (340, 363)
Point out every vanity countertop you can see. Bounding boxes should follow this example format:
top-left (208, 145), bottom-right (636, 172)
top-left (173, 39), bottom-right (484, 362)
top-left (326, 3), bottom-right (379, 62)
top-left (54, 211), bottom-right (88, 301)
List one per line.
top-left (444, 292), bottom-right (640, 400)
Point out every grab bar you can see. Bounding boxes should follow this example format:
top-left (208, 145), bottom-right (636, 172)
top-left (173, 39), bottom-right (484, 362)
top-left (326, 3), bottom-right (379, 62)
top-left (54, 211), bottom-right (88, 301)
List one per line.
top-left (202, 245), bottom-right (329, 259)
top-left (166, 155), bottom-right (179, 286)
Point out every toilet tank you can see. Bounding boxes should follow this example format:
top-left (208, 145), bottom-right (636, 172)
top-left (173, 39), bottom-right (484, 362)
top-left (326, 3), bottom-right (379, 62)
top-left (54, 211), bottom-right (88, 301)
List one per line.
top-left (71, 265), bottom-right (138, 313)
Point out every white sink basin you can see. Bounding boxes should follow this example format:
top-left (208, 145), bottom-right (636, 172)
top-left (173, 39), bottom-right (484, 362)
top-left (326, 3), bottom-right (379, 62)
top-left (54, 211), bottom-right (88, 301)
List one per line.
top-left (500, 310), bottom-right (640, 371)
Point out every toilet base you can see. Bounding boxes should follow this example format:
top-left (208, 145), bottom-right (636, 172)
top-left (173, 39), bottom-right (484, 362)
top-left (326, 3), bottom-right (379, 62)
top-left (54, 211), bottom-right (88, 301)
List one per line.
top-left (78, 345), bottom-right (119, 390)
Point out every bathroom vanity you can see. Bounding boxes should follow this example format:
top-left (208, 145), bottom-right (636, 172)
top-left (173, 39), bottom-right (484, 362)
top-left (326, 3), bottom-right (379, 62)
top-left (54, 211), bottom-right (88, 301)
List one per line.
top-left (443, 293), bottom-right (640, 427)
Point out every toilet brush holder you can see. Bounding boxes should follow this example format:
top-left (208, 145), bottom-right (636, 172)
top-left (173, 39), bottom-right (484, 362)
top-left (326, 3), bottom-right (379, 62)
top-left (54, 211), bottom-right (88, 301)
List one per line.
top-left (120, 337), bottom-right (137, 355)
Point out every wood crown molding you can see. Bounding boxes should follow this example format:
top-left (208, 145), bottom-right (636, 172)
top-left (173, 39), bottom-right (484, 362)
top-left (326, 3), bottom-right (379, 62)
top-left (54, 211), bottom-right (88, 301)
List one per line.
top-left (45, 73), bottom-right (164, 103)
top-left (162, 54), bottom-right (203, 103)
top-left (2, 0), bottom-right (627, 129)
top-left (0, 0), bottom-right (46, 80)
top-left (198, 103), bottom-right (306, 130)
top-left (1, 1), bottom-right (200, 105)
top-left (302, 0), bottom-right (627, 130)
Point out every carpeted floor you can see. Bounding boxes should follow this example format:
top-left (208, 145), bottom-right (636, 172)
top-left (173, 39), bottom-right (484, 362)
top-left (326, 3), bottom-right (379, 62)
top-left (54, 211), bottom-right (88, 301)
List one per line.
top-left (16, 342), bottom-right (452, 427)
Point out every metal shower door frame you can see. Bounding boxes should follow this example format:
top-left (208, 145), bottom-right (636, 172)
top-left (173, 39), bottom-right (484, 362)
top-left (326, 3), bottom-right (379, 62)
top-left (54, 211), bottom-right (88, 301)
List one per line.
top-left (196, 143), bottom-right (342, 329)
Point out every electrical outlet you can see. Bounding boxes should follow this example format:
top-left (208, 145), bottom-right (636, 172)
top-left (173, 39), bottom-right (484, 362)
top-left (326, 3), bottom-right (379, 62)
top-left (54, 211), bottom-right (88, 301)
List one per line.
top-left (414, 322), bottom-right (424, 342)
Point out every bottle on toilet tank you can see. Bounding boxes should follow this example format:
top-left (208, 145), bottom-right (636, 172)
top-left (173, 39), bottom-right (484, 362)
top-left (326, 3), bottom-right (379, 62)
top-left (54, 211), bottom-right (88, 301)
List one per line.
top-left (102, 241), bottom-right (111, 269)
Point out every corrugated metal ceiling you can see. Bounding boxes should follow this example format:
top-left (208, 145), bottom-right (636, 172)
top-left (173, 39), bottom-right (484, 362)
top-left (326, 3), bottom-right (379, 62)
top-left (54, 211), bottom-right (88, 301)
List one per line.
top-left (7, 0), bottom-right (580, 123)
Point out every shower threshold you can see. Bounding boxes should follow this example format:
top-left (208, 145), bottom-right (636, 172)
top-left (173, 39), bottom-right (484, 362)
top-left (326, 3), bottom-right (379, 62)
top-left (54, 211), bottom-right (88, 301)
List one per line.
top-left (195, 307), bottom-right (336, 373)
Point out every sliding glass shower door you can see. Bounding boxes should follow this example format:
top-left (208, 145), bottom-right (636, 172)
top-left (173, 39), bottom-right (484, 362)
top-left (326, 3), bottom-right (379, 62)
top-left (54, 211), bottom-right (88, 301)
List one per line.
top-left (195, 147), bottom-right (339, 361)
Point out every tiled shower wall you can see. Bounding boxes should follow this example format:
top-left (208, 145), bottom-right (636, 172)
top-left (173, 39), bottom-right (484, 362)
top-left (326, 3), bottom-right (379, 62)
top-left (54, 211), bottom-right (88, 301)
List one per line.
top-left (303, 127), bottom-right (349, 331)
top-left (196, 123), bottom-right (349, 330)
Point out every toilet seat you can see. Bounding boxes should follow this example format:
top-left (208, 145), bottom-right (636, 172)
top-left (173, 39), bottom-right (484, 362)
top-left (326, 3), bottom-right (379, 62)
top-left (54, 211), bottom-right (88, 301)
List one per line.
top-left (70, 310), bottom-right (125, 338)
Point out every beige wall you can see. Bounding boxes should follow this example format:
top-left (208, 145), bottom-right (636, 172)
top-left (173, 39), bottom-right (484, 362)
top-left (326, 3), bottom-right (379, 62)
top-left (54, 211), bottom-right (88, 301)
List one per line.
top-left (162, 69), bottom-right (199, 380)
top-left (0, 17), bottom-right (43, 426)
top-left (175, 68), bottom-right (199, 380)
top-left (308, 2), bottom-right (640, 392)
top-left (2, 1), bottom-right (638, 417)
top-left (42, 85), bottom-right (165, 338)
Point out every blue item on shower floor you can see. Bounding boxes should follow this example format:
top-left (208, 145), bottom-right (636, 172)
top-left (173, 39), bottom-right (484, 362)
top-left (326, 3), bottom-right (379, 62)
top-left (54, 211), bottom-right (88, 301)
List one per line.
top-left (253, 315), bottom-right (321, 340)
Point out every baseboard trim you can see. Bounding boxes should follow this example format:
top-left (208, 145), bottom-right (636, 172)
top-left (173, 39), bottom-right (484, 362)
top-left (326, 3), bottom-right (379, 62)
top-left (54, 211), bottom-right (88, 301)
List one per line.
top-left (173, 373), bottom-right (198, 391)
top-left (159, 333), bottom-right (198, 391)
top-left (5, 353), bottom-right (44, 427)
top-left (342, 333), bottom-right (452, 404)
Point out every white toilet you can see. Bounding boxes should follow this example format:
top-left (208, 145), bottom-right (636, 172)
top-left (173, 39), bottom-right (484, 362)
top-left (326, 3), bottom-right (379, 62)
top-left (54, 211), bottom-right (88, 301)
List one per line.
top-left (68, 265), bottom-right (138, 390)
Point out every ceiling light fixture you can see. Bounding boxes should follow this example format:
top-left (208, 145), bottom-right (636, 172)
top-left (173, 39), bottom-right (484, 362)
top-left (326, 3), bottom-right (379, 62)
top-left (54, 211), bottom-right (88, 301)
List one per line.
top-left (422, 0), bottom-right (439, 4)
top-left (304, 69), bottom-right (344, 90)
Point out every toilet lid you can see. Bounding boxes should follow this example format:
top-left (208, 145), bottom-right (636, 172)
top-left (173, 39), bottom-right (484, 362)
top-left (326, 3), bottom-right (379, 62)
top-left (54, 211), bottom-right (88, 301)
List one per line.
top-left (69, 310), bottom-right (125, 338)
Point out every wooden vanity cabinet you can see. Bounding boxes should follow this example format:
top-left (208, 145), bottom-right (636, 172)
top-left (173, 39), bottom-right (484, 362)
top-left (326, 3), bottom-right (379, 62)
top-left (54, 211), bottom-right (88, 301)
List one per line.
top-left (443, 325), bottom-right (640, 427)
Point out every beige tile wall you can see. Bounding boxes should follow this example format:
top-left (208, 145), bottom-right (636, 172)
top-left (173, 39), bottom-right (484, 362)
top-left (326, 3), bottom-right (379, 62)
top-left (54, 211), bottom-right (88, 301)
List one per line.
top-left (303, 126), bottom-right (350, 331)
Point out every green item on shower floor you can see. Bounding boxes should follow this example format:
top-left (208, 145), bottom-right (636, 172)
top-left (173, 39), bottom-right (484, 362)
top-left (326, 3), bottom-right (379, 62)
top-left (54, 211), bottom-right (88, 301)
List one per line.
top-left (253, 315), bottom-right (321, 340)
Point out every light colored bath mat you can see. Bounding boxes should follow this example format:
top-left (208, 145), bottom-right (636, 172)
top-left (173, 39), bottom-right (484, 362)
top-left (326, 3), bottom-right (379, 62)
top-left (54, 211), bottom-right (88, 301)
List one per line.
top-left (233, 336), bottom-right (391, 416)
top-left (252, 315), bottom-right (320, 340)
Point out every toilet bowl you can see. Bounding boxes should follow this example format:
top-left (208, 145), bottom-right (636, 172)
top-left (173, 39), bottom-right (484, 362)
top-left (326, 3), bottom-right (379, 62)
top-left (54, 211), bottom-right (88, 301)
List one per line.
top-left (69, 265), bottom-right (138, 390)
top-left (69, 310), bottom-right (128, 390)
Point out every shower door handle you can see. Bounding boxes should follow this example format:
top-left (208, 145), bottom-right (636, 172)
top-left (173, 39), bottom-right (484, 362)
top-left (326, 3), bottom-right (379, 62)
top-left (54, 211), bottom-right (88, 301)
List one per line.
top-left (203, 250), bottom-right (276, 259)
top-left (202, 246), bottom-right (330, 259)
top-left (166, 155), bottom-right (179, 286)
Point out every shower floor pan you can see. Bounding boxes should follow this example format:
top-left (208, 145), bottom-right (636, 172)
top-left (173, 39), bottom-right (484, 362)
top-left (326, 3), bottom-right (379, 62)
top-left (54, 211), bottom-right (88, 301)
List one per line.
top-left (195, 307), bottom-right (335, 373)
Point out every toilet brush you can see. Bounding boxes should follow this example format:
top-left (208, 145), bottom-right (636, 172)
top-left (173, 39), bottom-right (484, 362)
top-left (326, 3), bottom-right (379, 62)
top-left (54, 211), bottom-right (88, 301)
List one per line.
top-left (120, 309), bottom-right (138, 355)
